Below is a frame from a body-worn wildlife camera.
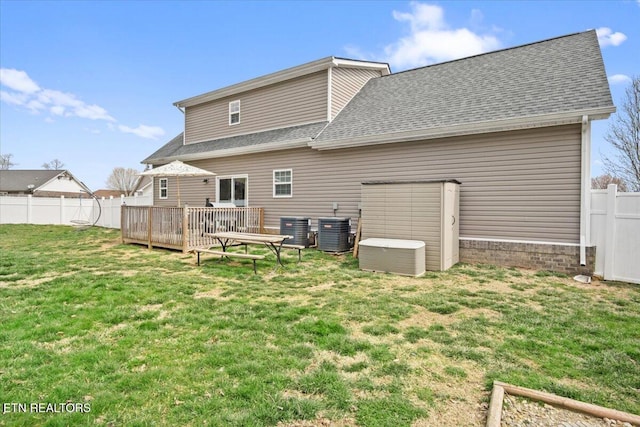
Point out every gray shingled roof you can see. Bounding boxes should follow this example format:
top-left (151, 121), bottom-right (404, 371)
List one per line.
top-left (144, 30), bottom-right (613, 163)
top-left (315, 30), bottom-right (613, 144)
top-left (143, 121), bottom-right (328, 163)
top-left (0, 170), bottom-right (64, 192)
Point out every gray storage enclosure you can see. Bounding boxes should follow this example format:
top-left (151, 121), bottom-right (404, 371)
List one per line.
top-left (361, 180), bottom-right (460, 271)
top-left (280, 217), bottom-right (311, 247)
top-left (317, 217), bottom-right (351, 252)
top-left (359, 238), bottom-right (426, 277)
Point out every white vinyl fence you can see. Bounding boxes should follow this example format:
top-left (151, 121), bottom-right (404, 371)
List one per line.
top-left (2, 187), bottom-right (639, 283)
top-left (0, 194), bottom-right (152, 229)
top-left (590, 184), bottom-right (640, 284)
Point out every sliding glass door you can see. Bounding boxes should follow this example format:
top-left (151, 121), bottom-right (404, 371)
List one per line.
top-left (216, 175), bottom-right (247, 207)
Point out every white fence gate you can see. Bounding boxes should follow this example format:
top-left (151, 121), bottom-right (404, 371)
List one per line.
top-left (0, 194), bottom-right (152, 229)
top-left (591, 184), bottom-right (640, 284)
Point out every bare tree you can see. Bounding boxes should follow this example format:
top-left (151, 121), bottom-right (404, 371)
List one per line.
top-left (42, 159), bottom-right (65, 170)
top-left (591, 174), bottom-right (628, 191)
top-left (603, 76), bottom-right (640, 192)
top-left (1, 153), bottom-right (17, 170)
top-left (106, 167), bottom-right (140, 196)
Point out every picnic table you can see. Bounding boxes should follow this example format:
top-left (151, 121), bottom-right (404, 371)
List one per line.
top-left (196, 231), bottom-right (295, 272)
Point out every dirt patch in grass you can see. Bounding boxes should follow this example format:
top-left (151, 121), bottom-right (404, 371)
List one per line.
top-left (35, 336), bottom-right (76, 354)
top-left (277, 417), bottom-right (358, 427)
top-left (137, 303), bottom-right (174, 320)
top-left (6, 271), bottom-right (76, 288)
top-left (398, 306), bottom-right (489, 329)
top-left (193, 287), bottom-right (229, 300)
top-left (408, 355), bottom-right (488, 426)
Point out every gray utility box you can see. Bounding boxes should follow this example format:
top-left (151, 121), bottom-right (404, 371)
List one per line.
top-left (361, 180), bottom-right (460, 271)
top-left (317, 217), bottom-right (351, 252)
top-left (280, 217), bottom-right (311, 247)
top-left (359, 238), bottom-right (426, 277)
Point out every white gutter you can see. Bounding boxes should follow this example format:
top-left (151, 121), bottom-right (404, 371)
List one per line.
top-left (309, 107), bottom-right (615, 151)
top-left (152, 137), bottom-right (312, 163)
top-left (580, 115), bottom-right (591, 266)
top-left (332, 57), bottom-right (391, 75)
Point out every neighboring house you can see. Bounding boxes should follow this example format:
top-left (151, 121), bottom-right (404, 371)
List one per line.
top-left (93, 189), bottom-right (127, 198)
top-left (0, 169), bottom-right (91, 198)
top-left (142, 30), bottom-right (615, 274)
top-left (132, 175), bottom-right (153, 198)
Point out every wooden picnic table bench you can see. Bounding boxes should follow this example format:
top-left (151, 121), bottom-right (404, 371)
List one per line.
top-left (280, 243), bottom-right (306, 261)
top-left (193, 248), bottom-right (265, 274)
top-left (201, 231), bottom-right (297, 272)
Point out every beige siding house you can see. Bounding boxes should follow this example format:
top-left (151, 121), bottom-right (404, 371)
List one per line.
top-left (143, 31), bottom-right (615, 274)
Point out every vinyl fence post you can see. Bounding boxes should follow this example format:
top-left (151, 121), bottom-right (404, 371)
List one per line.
top-left (603, 184), bottom-right (617, 281)
top-left (27, 195), bottom-right (33, 224)
top-left (107, 196), bottom-right (112, 227)
top-left (60, 195), bottom-right (65, 224)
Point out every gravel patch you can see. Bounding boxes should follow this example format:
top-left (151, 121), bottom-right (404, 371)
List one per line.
top-left (501, 394), bottom-right (636, 427)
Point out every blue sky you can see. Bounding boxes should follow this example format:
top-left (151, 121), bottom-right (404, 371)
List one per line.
top-left (1, 0), bottom-right (638, 191)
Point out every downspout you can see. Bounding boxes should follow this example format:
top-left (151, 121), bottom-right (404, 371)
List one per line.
top-left (327, 66), bottom-right (333, 122)
top-left (580, 115), bottom-right (591, 266)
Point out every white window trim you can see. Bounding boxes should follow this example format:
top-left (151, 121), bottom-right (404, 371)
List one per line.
top-left (273, 169), bottom-right (293, 198)
top-left (159, 178), bottom-right (168, 199)
top-left (216, 174), bottom-right (249, 206)
top-left (229, 100), bottom-right (240, 125)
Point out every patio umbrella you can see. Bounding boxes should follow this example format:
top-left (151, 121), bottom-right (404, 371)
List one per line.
top-left (139, 160), bottom-right (216, 207)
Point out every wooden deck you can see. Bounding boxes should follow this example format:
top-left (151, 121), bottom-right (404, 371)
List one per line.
top-left (121, 206), bottom-right (264, 252)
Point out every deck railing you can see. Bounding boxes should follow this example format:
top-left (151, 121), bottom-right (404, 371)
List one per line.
top-left (121, 206), bottom-right (264, 252)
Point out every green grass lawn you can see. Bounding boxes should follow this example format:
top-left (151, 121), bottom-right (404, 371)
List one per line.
top-left (1, 224), bottom-right (638, 426)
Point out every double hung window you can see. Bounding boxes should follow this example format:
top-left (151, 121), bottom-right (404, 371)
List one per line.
top-left (273, 169), bottom-right (292, 198)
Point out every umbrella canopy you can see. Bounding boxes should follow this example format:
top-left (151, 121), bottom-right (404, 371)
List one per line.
top-left (139, 160), bottom-right (215, 206)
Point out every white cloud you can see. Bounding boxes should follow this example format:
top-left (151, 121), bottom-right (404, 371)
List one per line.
top-left (608, 74), bottom-right (632, 85)
top-left (118, 124), bottom-right (165, 140)
top-left (382, 2), bottom-right (501, 70)
top-left (50, 105), bottom-right (65, 116)
top-left (1, 69), bottom-right (116, 122)
top-left (0, 68), bottom-right (40, 93)
top-left (74, 104), bottom-right (115, 121)
top-left (596, 27), bottom-right (627, 47)
top-left (0, 67), bottom-right (172, 138)
top-left (0, 90), bottom-right (28, 106)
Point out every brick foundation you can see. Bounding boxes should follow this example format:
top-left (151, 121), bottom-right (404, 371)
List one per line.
top-left (459, 239), bottom-right (595, 276)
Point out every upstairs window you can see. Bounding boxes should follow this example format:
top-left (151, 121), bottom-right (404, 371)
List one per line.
top-left (229, 100), bottom-right (240, 125)
top-left (273, 169), bottom-right (292, 198)
top-left (159, 178), bottom-right (168, 199)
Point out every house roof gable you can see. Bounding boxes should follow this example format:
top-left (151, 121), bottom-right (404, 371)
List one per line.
top-left (175, 57), bottom-right (390, 109)
top-left (0, 170), bottom-right (91, 193)
top-left (0, 170), bottom-right (66, 192)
